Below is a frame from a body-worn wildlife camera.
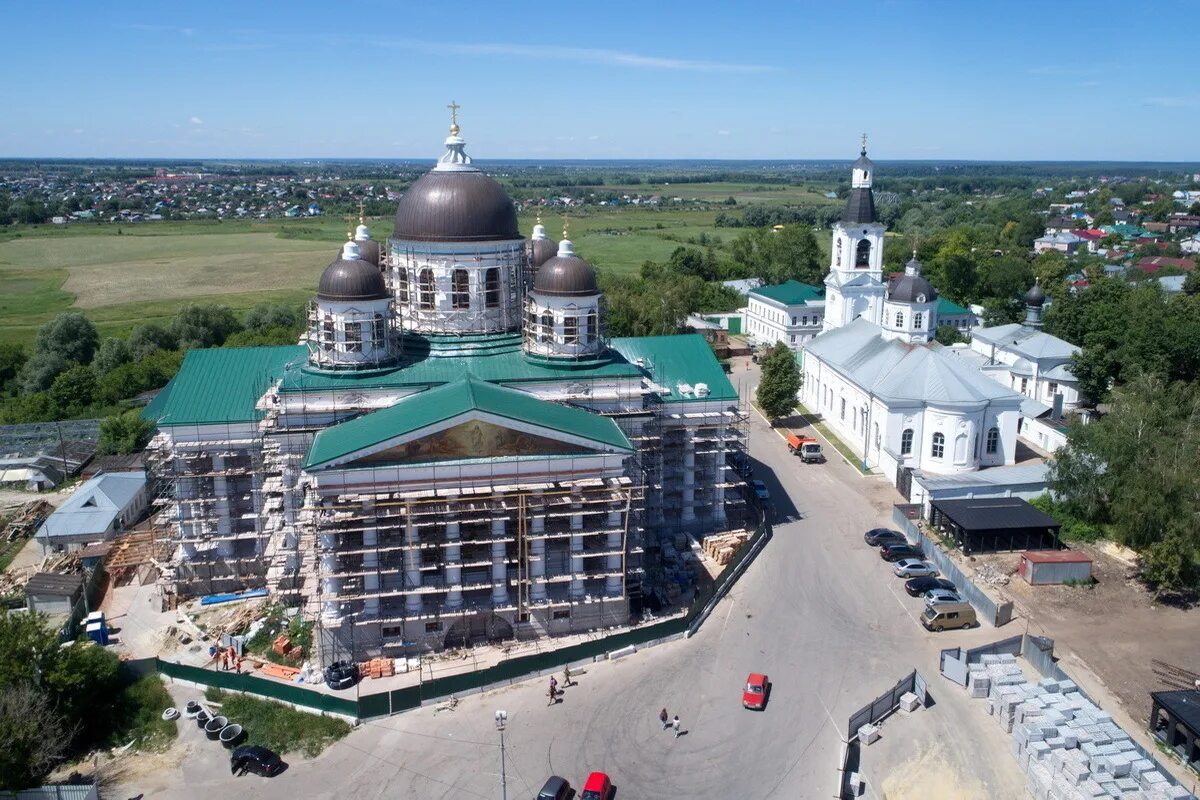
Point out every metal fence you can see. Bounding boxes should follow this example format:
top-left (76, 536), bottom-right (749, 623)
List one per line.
top-left (0, 787), bottom-right (97, 800)
top-left (157, 659), bottom-right (359, 717)
top-left (846, 670), bottom-right (926, 741)
top-left (892, 505), bottom-right (1014, 627)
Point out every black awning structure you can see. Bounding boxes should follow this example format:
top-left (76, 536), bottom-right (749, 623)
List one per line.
top-left (1150, 690), bottom-right (1200, 769)
top-left (930, 497), bottom-right (1061, 554)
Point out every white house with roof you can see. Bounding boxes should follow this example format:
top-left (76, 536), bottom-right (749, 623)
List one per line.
top-left (745, 280), bottom-right (825, 349)
top-left (1034, 231), bottom-right (1087, 255)
top-left (35, 471), bottom-right (147, 555)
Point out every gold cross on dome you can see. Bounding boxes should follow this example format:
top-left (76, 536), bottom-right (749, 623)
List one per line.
top-left (861, 132), bottom-right (868, 152)
top-left (447, 100), bottom-right (461, 133)
top-left (357, 198), bottom-right (365, 224)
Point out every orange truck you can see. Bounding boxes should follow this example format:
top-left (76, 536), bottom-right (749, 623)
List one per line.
top-left (785, 434), bottom-right (824, 463)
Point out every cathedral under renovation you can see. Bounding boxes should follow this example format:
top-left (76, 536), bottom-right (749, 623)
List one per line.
top-left (144, 116), bottom-right (746, 660)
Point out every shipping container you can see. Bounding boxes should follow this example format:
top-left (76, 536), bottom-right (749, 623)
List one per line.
top-left (1018, 550), bottom-right (1092, 585)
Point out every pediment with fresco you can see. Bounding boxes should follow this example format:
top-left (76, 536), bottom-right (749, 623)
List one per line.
top-left (347, 418), bottom-right (591, 466)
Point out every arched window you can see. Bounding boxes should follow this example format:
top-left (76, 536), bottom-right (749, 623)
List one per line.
top-left (344, 321), bottom-right (362, 353)
top-left (372, 313), bottom-right (386, 348)
top-left (585, 310), bottom-right (598, 343)
top-left (485, 267), bottom-right (501, 309)
top-left (895, 311), bottom-right (904, 328)
top-left (321, 313), bottom-right (334, 352)
top-left (931, 432), bottom-right (945, 459)
top-left (835, 238), bottom-right (843, 267)
top-left (873, 422), bottom-right (880, 448)
top-left (840, 398), bottom-right (846, 421)
top-left (985, 427), bottom-right (999, 454)
top-left (914, 312), bottom-right (923, 329)
top-left (900, 428), bottom-right (913, 455)
top-left (539, 310), bottom-right (554, 343)
top-left (396, 267), bottom-right (409, 303)
top-left (418, 268), bottom-right (434, 310)
top-left (563, 315), bottom-right (579, 345)
top-left (855, 239), bottom-right (871, 268)
top-left (451, 269), bottom-right (470, 309)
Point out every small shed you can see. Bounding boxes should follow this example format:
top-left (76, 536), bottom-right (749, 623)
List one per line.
top-left (25, 572), bottom-right (85, 615)
top-left (1150, 690), bottom-right (1200, 771)
top-left (1018, 550), bottom-right (1093, 585)
top-left (929, 497), bottom-right (1061, 554)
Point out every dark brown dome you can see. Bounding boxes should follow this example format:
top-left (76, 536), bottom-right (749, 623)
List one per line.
top-left (392, 170), bottom-right (519, 242)
top-left (334, 238), bottom-right (381, 267)
top-left (528, 237), bottom-right (559, 268)
top-left (534, 254), bottom-right (598, 297)
top-left (318, 258), bottom-right (388, 302)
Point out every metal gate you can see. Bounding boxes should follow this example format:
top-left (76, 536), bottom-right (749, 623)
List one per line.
top-left (940, 646), bottom-right (969, 686)
top-left (896, 466), bottom-right (913, 500)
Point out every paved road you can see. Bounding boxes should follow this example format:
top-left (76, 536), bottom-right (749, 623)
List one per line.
top-left (123, 362), bottom-right (1024, 799)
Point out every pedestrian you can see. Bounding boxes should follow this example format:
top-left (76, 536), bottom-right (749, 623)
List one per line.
top-left (550, 675), bottom-right (558, 694)
top-left (220, 649), bottom-right (228, 671)
top-left (659, 707), bottom-right (669, 730)
top-left (235, 654), bottom-right (242, 673)
top-left (563, 665), bottom-right (572, 686)
top-left (672, 715), bottom-right (681, 738)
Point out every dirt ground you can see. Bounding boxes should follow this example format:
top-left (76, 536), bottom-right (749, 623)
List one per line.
top-left (973, 542), bottom-right (1200, 730)
top-left (880, 741), bottom-right (989, 800)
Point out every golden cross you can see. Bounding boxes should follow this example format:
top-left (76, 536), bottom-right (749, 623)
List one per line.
top-left (861, 132), bottom-right (868, 152)
top-left (448, 100), bottom-right (461, 127)
top-left (358, 198), bottom-right (365, 225)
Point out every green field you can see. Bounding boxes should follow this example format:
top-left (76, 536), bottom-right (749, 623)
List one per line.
top-left (0, 200), bottom-right (832, 346)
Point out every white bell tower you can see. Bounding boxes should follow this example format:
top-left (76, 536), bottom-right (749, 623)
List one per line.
top-left (822, 136), bottom-right (887, 333)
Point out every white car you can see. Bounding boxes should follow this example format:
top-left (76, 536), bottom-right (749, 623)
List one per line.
top-left (923, 588), bottom-right (965, 607)
top-left (893, 559), bottom-right (938, 578)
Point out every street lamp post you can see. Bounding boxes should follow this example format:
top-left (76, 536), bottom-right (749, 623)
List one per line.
top-left (494, 709), bottom-right (508, 800)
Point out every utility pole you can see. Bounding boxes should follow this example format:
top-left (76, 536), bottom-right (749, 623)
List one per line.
top-left (494, 710), bottom-right (508, 800)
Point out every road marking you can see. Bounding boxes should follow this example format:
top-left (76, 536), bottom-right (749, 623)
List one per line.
top-left (886, 579), bottom-right (920, 626)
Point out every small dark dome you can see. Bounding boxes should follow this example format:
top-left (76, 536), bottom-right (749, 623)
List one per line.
top-left (392, 170), bottom-right (519, 242)
top-left (889, 273), bottom-right (937, 304)
top-left (334, 238), bottom-right (381, 267)
top-left (528, 237), bottom-right (559, 268)
top-left (852, 149), bottom-right (873, 170)
top-left (318, 257), bottom-right (388, 302)
top-left (1025, 280), bottom-right (1046, 307)
top-left (534, 253), bottom-right (598, 297)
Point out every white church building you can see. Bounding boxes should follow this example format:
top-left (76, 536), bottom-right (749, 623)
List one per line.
top-left (798, 144), bottom-right (1051, 506)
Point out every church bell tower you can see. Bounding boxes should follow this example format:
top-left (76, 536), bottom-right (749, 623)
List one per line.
top-left (822, 136), bottom-right (887, 333)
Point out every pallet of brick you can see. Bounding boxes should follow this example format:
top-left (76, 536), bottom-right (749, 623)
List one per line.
top-left (379, 658), bottom-right (395, 677)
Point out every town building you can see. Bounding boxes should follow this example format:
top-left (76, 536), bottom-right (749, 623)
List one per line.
top-left (35, 471), bottom-right (147, 556)
top-left (144, 116), bottom-right (747, 661)
top-left (745, 280), bottom-right (825, 348)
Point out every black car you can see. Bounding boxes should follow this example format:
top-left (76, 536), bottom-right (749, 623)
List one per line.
top-left (904, 576), bottom-right (956, 597)
top-left (230, 745), bottom-right (283, 777)
top-left (324, 660), bottom-right (358, 690)
top-left (880, 544), bottom-right (923, 562)
top-left (536, 775), bottom-right (572, 800)
top-left (863, 528), bottom-right (906, 547)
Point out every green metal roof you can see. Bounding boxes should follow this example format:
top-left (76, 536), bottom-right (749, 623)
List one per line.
top-left (305, 376), bottom-right (633, 469)
top-left (749, 280), bottom-right (824, 306)
top-left (609, 334), bottom-right (739, 403)
top-left (936, 297), bottom-right (971, 316)
top-left (143, 345), bottom-right (305, 426)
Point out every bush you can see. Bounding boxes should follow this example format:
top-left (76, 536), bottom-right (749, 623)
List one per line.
top-left (34, 312), bottom-right (99, 365)
top-left (109, 674), bottom-right (177, 751)
top-left (98, 410), bottom-right (153, 454)
top-left (203, 688), bottom-right (350, 758)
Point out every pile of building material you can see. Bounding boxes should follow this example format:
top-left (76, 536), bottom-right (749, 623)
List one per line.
top-left (358, 657), bottom-right (395, 679)
top-left (968, 654), bottom-right (1193, 799)
top-left (3, 499), bottom-right (52, 541)
top-left (701, 531), bottom-right (749, 566)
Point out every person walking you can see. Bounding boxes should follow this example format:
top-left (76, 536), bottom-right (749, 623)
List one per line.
top-left (659, 707), bottom-right (669, 730)
top-left (563, 665), bottom-right (572, 687)
top-left (548, 675), bottom-right (558, 706)
top-left (672, 715), bottom-right (681, 738)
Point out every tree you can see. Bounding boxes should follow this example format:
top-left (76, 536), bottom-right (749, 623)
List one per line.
top-left (244, 303), bottom-right (301, 332)
top-left (47, 365), bottom-right (97, 414)
top-left (93, 337), bottom-right (132, 375)
top-left (34, 312), bottom-right (99, 364)
top-left (756, 342), bottom-right (801, 421)
top-left (981, 296), bottom-right (1024, 327)
top-left (128, 323), bottom-right (177, 360)
top-left (0, 686), bottom-right (72, 790)
top-left (935, 325), bottom-right (966, 346)
top-left (17, 351), bottom-right (68, 394)
top-left (760, 225), bottom-right (822, 285)
top-left (168, 304), bottom-right (241, 350)
top-left (0, 342), bottom-right (26, 392)
top-left (98, 410), bottom-right (153, 455)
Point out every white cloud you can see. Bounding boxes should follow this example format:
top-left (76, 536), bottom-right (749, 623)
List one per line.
top-left (189, 116), bottom-right (204, 125)
top-left (1143, 96), bottom-right (1197, 108)
top-left (716, 129), bottom-right (731, 136)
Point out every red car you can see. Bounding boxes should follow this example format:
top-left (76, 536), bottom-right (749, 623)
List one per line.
top-left (580, 771), bottom-right (612, 800)
top-left (743, 672), bottom-right (769, 710)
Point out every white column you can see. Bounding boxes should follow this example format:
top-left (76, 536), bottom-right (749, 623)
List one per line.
top-left (491, 517), bottom-right (509, 605)
top-left (444, 520), bottom-right (462, 609)
top-left (211, 454), bottom-right (234, 555)
top-left (404, 518), bottom-right (422, 614)
top-left (605, 508), bottom-right (622, 597)
top-left (530, 512), bottom-right (547, 602)
top-left (320, 532), bottom-right (343, 623)
top-left (569, 498), bottom-right (585, 600)
top-left (681, 431), bottom-right (697, 523)
top-left (362, 499), bottom-right (379, 618)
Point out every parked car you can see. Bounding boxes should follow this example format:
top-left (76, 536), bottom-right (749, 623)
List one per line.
top-left (863, 528), bottom-right (906, 547)
top-left (580, 771), bottom-right (613, 800)
top-left (923, 588), bottom-right (966, 607)
top-left (230, 745), bottom-right (283, 777)
top-left (727, 451), bottom-right (753, 478)
top-left (742, 672), bottom-right (769, 710)
top-left (921, 601), bottom-right (977, 631)
top-left (893, 559), bottom-right (938, 578)
top-left (324, 660), bottom-right (358, 690)
top-left (750, 480), bottom-right (770, 501)
top-left (880, 544), bottom-right (923, 562)
top-left (904, 576), bottom-right (956, 597)
top-left (537, 776), bottom-right (572, 800)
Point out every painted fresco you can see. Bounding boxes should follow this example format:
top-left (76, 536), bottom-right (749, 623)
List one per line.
top-left (350, 419), bottom-right (589, 465)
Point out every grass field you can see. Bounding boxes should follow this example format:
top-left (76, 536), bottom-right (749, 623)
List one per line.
top-left (0, 198), bottom-right (833, 346)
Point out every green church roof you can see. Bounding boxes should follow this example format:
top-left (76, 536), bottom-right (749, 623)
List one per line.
top-left (749, 280), bottom-right (824, 306)
top-left (143, 345), bottom-right (305, 426)
top-left (304, 376), bottom-right (633, 470)
top-left (936, 297), bottom-right (971, 316)
top-left (609, 334), bottom-right (739, 403)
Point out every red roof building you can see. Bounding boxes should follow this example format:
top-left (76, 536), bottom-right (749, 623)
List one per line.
top-left (1136, 256), bottom-right (1196, 273)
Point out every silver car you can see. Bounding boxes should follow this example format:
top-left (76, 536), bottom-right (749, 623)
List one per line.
top-left (893, 558), bottom-right (938, 578)
top-left (923, 588), bottom-right (965, 607)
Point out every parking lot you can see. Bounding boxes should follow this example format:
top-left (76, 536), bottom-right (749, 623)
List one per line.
top-left (109, 364), bottom-right (1027, 799)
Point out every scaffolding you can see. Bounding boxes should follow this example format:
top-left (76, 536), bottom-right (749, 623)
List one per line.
top-left (305, 299), bottom-right (401, 371)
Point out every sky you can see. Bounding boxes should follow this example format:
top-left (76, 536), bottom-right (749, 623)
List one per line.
top-left (2, 0), bottom-right (1198, 162)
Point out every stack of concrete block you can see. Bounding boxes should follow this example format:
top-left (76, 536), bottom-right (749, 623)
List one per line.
top-left (964, 657), bottom-right (1195, 799)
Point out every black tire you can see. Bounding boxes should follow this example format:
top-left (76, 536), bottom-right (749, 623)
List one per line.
top-left (933, 624), bottom-right (943, 632)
